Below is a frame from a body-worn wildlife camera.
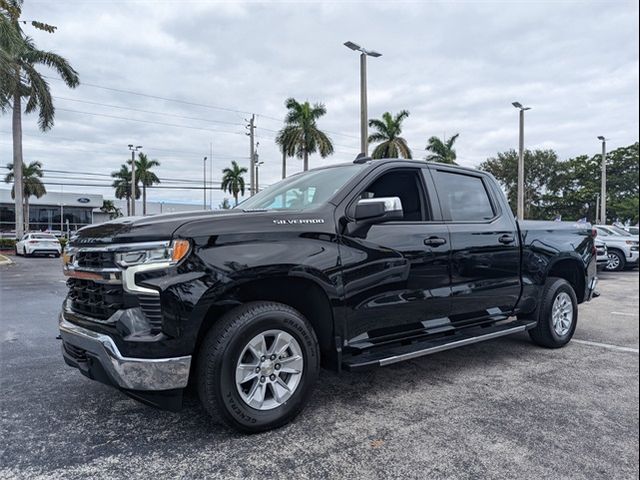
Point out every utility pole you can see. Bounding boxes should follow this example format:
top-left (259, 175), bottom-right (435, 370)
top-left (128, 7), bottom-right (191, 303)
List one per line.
top-left (512, 102), bottom-right (531, 220)
top-left (247, 115), bottom-right (256, 196)
top-left (344, 41), bottom-right (382, 157)
top-left (595, 193), bottom-right (600, 224)
top-left (598, 136), bottom-right (607, 225)
top-left (209, 142), bottom-right (213, 210)
top-left (203, 156), bottom-right (208, 210)
top-left (128, 144), bottom-right (142, 216)
top-left (255, 153), bottom-right (261, 193)
top-left (282, 149), bottom-right (287, 179)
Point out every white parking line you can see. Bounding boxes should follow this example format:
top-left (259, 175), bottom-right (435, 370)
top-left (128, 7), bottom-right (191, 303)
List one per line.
top-left (573, 339), bottom-right (639, 354)
top-left (611, 311), bottom-right (637, 317)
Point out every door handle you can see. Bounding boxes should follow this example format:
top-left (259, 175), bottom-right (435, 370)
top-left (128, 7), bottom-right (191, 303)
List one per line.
top-left (498, 234), bottom-right (515, 245)
top-left (424, 236), bottom-right (447, 247)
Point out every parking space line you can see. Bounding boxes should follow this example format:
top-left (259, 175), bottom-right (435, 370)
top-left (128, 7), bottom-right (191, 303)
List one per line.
top-left (573, 339), bottom-right (639, 354)
top-left (611, 311), bottom-right (637, 317)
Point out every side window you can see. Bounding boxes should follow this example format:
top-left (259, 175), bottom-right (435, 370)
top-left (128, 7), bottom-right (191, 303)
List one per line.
top-left (358, 169), bottom-right (429, 221)
top-left (434, 171), bottom-right (495, 222)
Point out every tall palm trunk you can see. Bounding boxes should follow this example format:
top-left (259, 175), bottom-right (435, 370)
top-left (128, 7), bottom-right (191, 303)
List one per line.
top-left (125, 195), bottom-right (130, 216)
top-left (303, 150), bottom-right (309, 171)
top-left (12, 89), bottom-right (25, 238)
top-left (23, 196), bottom-right (29, 232)
top-left (233, 191), bottom-right (239, 206)
top-left (282, 150), bottom-right (287, 179)
top-left (142, 185), bottom-right (147, 215)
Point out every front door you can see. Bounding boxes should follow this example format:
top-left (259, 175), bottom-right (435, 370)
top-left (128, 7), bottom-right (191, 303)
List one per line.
top-left (338, 166), bottom-right (452, 347)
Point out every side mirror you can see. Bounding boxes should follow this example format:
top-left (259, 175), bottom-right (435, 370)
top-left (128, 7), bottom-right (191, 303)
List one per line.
top-left (354, 197), bottom-right (403, 224)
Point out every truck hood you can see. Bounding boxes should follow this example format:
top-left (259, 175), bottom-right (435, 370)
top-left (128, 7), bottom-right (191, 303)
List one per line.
top-left (70, 209), bottom-right (241, 246)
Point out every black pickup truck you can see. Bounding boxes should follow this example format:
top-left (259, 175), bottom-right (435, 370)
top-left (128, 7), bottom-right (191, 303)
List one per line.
top-left (59, 158), bottom-right (598, 432)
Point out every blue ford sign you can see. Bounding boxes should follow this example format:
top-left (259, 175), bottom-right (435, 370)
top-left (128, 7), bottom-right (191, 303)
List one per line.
top-left (77, 197), bottom-right (91, 204)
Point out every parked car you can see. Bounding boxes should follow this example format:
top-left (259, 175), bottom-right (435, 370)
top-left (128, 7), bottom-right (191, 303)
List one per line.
top-left (15, 233), bottom-right (62, 257)
top-left (595, 240), bottom-right (608, 271)
top-left (623, 226), bottom-right (639, 236)
top-left (59, 158), bottom-right (597, 432)
top-left (595, 225), bottom-right (639, 271)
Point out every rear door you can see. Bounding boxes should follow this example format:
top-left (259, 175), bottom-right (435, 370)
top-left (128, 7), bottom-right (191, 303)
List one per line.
top-left (429, 167), bottom-right (521, 324)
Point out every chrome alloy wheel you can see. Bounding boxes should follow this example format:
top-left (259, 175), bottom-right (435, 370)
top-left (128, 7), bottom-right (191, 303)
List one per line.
top-left (606, 252), bottom-right (621, 271)
top-left (235, 329), bottom-right (304, 410)
top-left (552, 292), bottom-right (573, 336)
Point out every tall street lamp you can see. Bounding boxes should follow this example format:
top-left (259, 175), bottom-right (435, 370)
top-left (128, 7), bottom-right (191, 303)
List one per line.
top-left (128, 144), bottom-right (142, 216)
top-left (597, 136), bottom-right (607, 224)
top-left (512, 102), bottom-right (531, 220)
top-left (344, 41), bottom-right (382, 156)
top-left (203, 156), bottom-right (208, 210)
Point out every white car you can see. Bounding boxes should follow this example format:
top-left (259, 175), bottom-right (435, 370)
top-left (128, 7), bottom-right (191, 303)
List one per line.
top-left (595, 225), bottom-right (639, 271)
top-left (15, 233), bottom-right (62, 257)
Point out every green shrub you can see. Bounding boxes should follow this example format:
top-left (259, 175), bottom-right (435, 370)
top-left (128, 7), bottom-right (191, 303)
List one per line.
top-left (0, 238), bottom-right (16, 250)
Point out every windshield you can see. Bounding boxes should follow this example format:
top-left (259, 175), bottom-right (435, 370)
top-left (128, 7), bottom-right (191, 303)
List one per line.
top-left (610, 226), bottom-right (633, 236)
top-left (238, 164), bottom-right (364, 211)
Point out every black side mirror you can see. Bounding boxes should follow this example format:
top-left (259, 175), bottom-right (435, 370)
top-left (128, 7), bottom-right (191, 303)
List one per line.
top-left (354, 197), bottom-right (404, 224)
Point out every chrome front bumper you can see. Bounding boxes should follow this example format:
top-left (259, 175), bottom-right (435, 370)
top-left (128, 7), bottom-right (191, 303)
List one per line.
top-left (59, 312), bottom-right (191, 391)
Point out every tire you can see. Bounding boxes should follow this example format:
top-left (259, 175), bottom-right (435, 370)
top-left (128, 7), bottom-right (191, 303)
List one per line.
top-left (14, 246), bottom-right (20, 256)
top-left (528, 277), bottom-right (578, 348)
top-left (197, 301), bottom-right (320, 433)
top-left (605, 249), bottom-right (625, 272)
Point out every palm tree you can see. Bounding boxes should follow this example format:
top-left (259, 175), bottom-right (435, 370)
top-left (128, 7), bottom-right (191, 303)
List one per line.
top-left (221, 161), bottom-right (248, 206)
top-left (276, 98), bottom-right (334, 171)
top-left (111, 164), bottom-right (140, 216)
top-left (4, 160), bottom-right (46, 231)
top-left (100, 200), bottom-right (122, 220)
top-left (368, 110), bottom-right (412, 159)
top-left (1, 1), bottom-right (79, 238)
top-left (135, 153), bottom-right (160, 215)
top-left (425, 133), bottom-right (459, 164)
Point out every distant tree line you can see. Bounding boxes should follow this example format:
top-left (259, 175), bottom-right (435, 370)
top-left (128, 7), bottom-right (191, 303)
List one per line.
top-left (479, 143), bottom-right (639, 224)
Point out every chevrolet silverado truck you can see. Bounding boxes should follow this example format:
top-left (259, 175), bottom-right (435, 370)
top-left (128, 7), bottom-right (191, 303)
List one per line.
top-left (59, 158), bottom-right (598, 432)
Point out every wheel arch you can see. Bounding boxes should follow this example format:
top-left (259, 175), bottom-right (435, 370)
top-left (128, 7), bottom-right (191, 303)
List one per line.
top-left (546, 256), bottom-right (586, 303)
top-left (194, 275), bottom-right (338, 370)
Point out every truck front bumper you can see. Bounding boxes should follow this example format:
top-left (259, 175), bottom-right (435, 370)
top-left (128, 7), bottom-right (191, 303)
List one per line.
top-left (59, 312), bottom-right (192, 392)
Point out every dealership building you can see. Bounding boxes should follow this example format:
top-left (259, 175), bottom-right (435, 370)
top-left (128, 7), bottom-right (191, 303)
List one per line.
top-left (0, 189), bottom-right (202, 235)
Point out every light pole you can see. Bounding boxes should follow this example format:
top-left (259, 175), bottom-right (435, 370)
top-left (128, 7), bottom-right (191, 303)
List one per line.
top-left (128, 144), bottom-right (142, 216)
top-left (203, 156), bottom-right (208, 210)
top-left (597, 136), bottom-right (607, 225)
top-left (512, 102), bottom-right (531, 220)
top-left (255, 155), bottom-right (264, 193)
top-left (344, 41), bottom-right (382, 156)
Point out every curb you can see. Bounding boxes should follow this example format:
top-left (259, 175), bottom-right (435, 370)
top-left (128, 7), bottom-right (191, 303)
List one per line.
top-left (0, 254), bottom-right (13, 266)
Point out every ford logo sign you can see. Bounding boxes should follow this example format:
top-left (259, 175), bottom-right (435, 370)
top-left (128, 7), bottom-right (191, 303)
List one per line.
top-left (77, 197), bottom-right (91, 204)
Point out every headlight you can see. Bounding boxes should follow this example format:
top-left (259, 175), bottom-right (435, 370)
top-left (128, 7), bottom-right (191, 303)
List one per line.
top-left (115, 239), bottom-right (190, 267)
top-left (626, 240), bottom-right (639, 246)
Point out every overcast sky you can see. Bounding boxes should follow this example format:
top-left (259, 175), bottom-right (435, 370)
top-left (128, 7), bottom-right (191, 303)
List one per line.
top-left (1, 0), bottom-right (638, 207)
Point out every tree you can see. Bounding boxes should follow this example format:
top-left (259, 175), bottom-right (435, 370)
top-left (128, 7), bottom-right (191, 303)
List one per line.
top-left (425, 133), bottom-right (459, 164)
top-left (549, 143), bottom-right (639, 224)
top-left (4, 160), bottom-right (46, 231)
top-left (221, 161), bottom-right (248, 206)
top-left (276, 98), bottom-right (334, 171)
top-left (479, 149), bottom-right (560, 220)
top-left (111, 164), bottom-right (140, 216)
top-left (100, 200), bottom-right (122, 220)
top-left (218, 198), bottom-right (231, 210)
top-left (1, 0), bottom-right (79, 237)
top-left (367, 110), bottom-right (412, 159)
top-left (135, 152), bottom-right (160, 215)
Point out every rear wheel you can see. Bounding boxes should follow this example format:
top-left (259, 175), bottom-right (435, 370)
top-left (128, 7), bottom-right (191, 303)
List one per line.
top-left (527, 277), bottom-right (578, 348)
top-left (605, 249), bottom-right (625, 272)
top-left (197, 301), bottom-right (320, 433)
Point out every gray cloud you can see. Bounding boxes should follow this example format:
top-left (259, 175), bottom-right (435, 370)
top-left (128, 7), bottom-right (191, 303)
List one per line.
top-left (2, 0), bottom-right (638, 207)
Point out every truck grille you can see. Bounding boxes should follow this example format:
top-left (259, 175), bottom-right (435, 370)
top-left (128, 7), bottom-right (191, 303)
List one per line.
top-left (67, 278), bottom-right (124, 320)
top-left (75, 251), bottom-right (117, 269)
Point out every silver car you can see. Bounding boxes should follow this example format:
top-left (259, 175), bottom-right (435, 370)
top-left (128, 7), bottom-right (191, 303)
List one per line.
top-left (595, 225), bottom-right (639, 271)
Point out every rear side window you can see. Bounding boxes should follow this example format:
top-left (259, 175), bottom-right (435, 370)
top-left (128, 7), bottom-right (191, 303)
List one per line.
top-left (434, 171), bottom-right (495, 222)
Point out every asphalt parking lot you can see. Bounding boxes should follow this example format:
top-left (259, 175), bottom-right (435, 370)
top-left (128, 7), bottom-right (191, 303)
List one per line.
top-left (1, 255), bottom-right (638, 479)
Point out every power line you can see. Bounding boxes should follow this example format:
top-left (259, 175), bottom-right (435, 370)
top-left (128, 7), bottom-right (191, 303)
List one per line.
top-left (55, 108), bottom-right (247, 136)
top-left (53, 96), bottom-right (246, 127)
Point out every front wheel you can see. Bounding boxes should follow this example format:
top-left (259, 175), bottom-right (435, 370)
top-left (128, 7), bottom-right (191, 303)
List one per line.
top-left (197, 301), bottom-right (320, 433)
top-left (605, 250), bottom-right (625, 272)
top-left (527, 277), bottom-right (578, 348)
